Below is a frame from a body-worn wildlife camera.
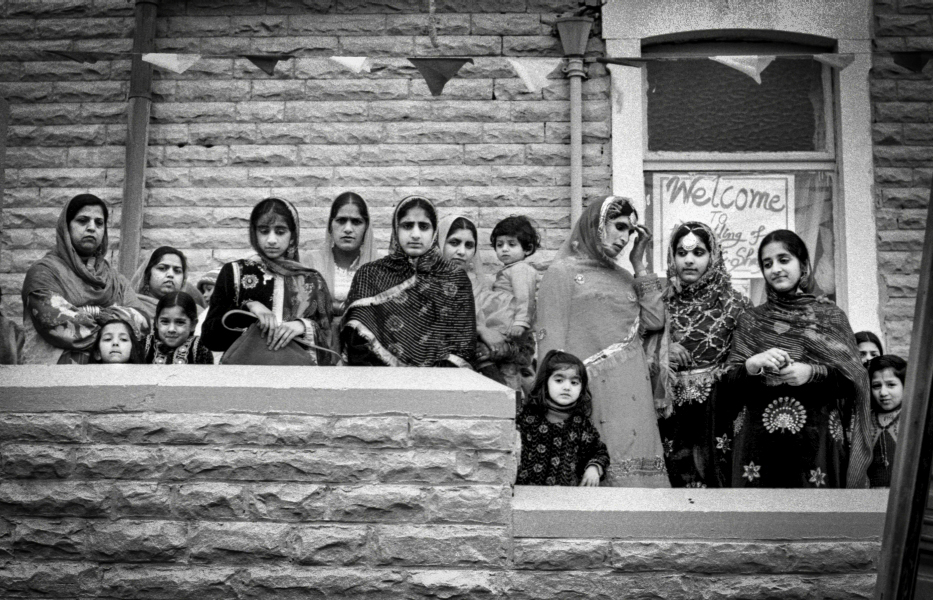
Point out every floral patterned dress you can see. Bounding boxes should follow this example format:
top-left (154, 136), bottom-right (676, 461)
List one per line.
top-left (515, 406), bottom-right (610, 486)
top-left (143, 333), bottom-right (213, 364)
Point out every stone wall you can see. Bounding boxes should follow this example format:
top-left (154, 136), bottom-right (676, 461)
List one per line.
top-left (0, 0), bottom-right (612, 319)
top-left (0, 366), bottom-right (883, 599)
top-left (871, 0), bottom-right (933, 357)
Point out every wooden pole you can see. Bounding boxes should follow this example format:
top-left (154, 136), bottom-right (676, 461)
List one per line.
top-left (875, 179), bottom-right (933, 599)
top-left (118, 0), bottom-right (158, 279)
top-left (0, 96), bottom-right (8, 310)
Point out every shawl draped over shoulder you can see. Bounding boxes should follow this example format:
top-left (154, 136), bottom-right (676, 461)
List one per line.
top-left (128, 250), bottom-right (206, 322)
top-left (21, 198), bottom-right (148, 364)
top-left (436, 214), bottom-right (489, 323)
top-left (341, 197), bottom-right (476, 367)
top-left (725, 288), bottom-right (873, 487)
top-left (306, 196), bottom-right (377, 308)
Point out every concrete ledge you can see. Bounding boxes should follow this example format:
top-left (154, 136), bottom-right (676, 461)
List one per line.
top-left (0, 366), bottom-right (515, 418)
top-left (513, 487), bottom-right (888, 540)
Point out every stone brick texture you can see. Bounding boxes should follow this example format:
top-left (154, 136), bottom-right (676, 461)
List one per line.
top-left (0, 0), bottom-right (612, 319)
top-left (872, 0), bottom-right (933, 356)
top-left (0, 402), bottom-right (879, 599)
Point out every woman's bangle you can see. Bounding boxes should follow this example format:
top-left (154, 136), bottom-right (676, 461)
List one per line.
top-left (635, 269), bottom-right (649, 277)
top-left (746, 362), bottom-right (763, 376)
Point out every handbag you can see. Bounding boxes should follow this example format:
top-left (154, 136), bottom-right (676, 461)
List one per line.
top-left (219, 309), bottom-right (334, 366)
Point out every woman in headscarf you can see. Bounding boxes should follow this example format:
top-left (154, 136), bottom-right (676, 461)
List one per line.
top-left (128, 246), bottom-right (205, 322)
top-left (658, 222), bottom-right (750, 488)
top-left (715, 229), bottom-right (871, 488)
top-left (21, 194), bottom-right (149, 364)
top-left (200, 197), bottom-right (337, 365)
top-left (437, 213), bottom-right (511, 382)
top-left (341, 196), bottom-right (476, 368)
top-left (307, 192), bottom-right (376, 346)
top-left (536, 196), bottom-right (668, 487)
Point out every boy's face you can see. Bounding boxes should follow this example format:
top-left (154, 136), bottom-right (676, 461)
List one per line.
top-left (495, 235), bottom-right (527, 266)
top-left (201, 283), bottom-right (215, 303)
top-left (871, 367), bottom-right (904, 413)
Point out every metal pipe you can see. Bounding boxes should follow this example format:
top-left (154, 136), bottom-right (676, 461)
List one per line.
top-left (118, 0), bottom-right (158, 278)
top-left (565, 56), bottom-right (586, 228)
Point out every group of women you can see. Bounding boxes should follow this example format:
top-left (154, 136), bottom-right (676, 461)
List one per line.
top-left (15, 191), bottom-right (882, 488)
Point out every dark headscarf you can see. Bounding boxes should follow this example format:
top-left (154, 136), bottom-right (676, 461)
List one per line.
top-left (342, 196), bottom-right (476, 367)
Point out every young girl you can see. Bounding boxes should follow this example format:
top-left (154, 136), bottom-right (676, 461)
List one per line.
top-left (145, 291), bottom-right (213, 364)
top-left (714, 229), bottom-right (870, 488)
top-left (515, 350), bottom-right (610, 487)
top-left (201, 198), bottom-right (336, 365)
top-left (92, 318), bottom-right (142, 364)
top-left (867, 355), bottom-right (907, 488)
top-left (484, 215), bottom-right (540, 389)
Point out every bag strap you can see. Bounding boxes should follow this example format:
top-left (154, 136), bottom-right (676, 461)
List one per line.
top-left (231, 261), bottom-right (241, 308)
top-left (221, 309), bottom-right (257, 332)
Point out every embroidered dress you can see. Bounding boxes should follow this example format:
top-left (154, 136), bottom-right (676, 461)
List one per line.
top-left (536, 198), bottom-right (669, 487)
top-left (713, 287), bottom-right (870, 488)
top-left (515, 406), bottom-right (610, 486)
top-left (143, 333), bottom-right (213, 364)
top-left (21, 198), bottom-right (149, 364)
top-left (201, 199), bottom-right (336, 365)
top-left (658, 222), bottom-right (750, 487)
top-left (341, 197), bottom-right (476, 368)
top-left (867, 412), bottom-right (899, 488)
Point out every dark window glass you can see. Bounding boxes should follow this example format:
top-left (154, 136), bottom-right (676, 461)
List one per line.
top-left (646, 58), bottom-right (826, 152)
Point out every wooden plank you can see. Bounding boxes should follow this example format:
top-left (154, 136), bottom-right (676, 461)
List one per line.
top-left (874, 180), bottom-right (933, 599)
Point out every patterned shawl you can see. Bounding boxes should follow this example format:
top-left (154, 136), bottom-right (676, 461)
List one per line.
top-left (250, 198), bottom-right (329, 322)
top-left (726, 287), bottom-right (873, 488)
top-left (665, 221), bottom-right (749, 368)
top-left (306, 196), bottom-right (377, 295)
top-left (22, 198), bottom-right (131, 310)
top-left (557, 196), bottom-right (629, 267)
top-left (342, 197), bottom-right (476, 367)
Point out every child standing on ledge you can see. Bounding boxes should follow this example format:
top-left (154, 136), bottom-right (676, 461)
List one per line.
top-left (516, 350), bottom-right (609, 487)
top-left (485, 215), bottom-right (540, 390)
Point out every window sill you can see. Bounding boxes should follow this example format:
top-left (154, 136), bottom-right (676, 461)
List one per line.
top-left (513, 486), bottom-right (888, 540)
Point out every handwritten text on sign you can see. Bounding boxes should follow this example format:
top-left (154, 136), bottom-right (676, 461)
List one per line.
top-left (653, 173), bottom-right (795, 278)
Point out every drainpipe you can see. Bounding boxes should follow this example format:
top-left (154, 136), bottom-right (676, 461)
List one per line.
top-left (555, 17), bottom-right (593, 228)
top-left (118, 0), bottom-right (158, 278)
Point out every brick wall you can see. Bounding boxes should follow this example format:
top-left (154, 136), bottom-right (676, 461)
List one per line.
top-left (871, 0), bottom-right (933, 357)
top-left (0, 0), bottom-right (612, 319)
top-left (0, 366), bottom-right (881, 599)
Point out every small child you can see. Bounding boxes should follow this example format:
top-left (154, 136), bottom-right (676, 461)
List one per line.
top-left (196, 269), bottom-right (220, 305)
top-left (516, 350), bottom-right (609, 487)
top-left (92, 318), bottom-right (142, 364)
top-left (145, 291), bottom-right (213, 364)
top-left (486, 215), bottom-right (540, 389)
top-left (867, 354), bottom-right (907, 488)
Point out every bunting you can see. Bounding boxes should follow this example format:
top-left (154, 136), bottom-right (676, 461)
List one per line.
top-left (46, 50), bottom-right (100, 64)
top-left (241, 52), bottom-right (299, 76)
top-left (890, 51), bottom-right (933, 74)
top-left (328, 56), bottom-right (372, 74)
top-left (813, 53), bottom-right (855, 70)
top-left (141, 53), bottom-right (201, 74)
top-left (506, 57), bottom-right (562, 94)
top-left (408, 57), bottom-right (473, 96)
top-left (709, 55), bottom-right (775, 84)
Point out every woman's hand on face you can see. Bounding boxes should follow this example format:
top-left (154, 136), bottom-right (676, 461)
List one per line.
top-left (268, 320), bottom-right (305, 351)
top-left (579, 465), bottom-right (601, 487)
top-left (247, 301), bottom-right (278, 335)
top-left (669, 342), bottom-right (693, 368)
top-left (628, 224), bottom-right (653, 271)
top-left (777, 362), bottom-right (812, 386)
top-left (746, 348), bottom-right (792, 374)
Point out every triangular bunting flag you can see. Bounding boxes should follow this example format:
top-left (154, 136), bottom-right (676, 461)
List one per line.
top-left (813, 53), bottom-right (855, 70)
top-left (709, 55), bottom-right (775, 84)
top-left (241, 53), bottom-right (297, 76)
top-left (606, 64), bottom-right (626, 113)
top-left (506, 58), bottom-right (562, 94)
top-left (408, 57), bottom-right (474, 97)
top-left (142, 53), bottom-right (201, 74)
top-left (46, 50), bottom-right (100, 64)
top-left (890, 51), bottom-right (933, 74)
top-left (329, 56), bottom-right (372, 73)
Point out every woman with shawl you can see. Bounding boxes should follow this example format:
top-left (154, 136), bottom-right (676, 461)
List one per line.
top-left (714, 229), bottom-right (871, 488)
top-left (128, 246), bottom-right (206, 323)
top-left (200, 198), bottom-right (337, 365)
top-left (437, 213), bottom-right (513, 382)
top-left (307, 192), bottom-right (377, 325)
top-left (21, 194), bottom-right (149, 364)
top-left (537, 196), bottom-right (669, 487)
top-left (341, 196), bottom-right (476, 368)
top-left (658, 222), bottom-right (750, 488)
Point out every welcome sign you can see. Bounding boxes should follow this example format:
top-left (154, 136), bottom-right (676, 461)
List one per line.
top-left (652, 173), bottom-right (795, 278)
